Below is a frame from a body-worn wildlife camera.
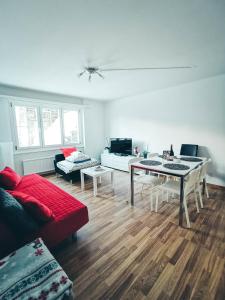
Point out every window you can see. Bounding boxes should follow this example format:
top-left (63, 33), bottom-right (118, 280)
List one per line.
top-left (13, 101), bottom-right (83, 150)
top-left (15, 106), bottom-right (40, 148)
top-left (42, 108), bottom-right (61, 146)
top-left (63, 110), bottom-right (80, 144)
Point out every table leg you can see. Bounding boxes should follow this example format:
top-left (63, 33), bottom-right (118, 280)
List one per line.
top-left (111, 171), bottom-right (114, 188)
top-left (202, 178), bottom-right (206, 195)
top-left (93, 177), bottom-right (97, 197)
top-left (179, 176), bottom-right (184, 227)
top-left (81, 171), bottom-right (84, 191)
top-left (99, 176), bottom-right (102, 184)
top-left (131, 166), bottom-right (134, 206)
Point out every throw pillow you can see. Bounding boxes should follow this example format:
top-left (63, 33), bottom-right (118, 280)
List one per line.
top-left (8, 191), bottom-right (55, 223)
top-left (0, 188), bottom-right (39, 235)
top-left (0, 167), bottom-right (22, 190)
top-left (60, 147), bottom-right (77, 158)
top-left (66, 151), bottom-right (90, 162)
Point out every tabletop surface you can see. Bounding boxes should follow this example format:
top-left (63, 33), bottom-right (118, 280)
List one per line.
top-left (81, 165), bottom-right (113, 176)
top-left (131, 155), bottom-right (207, 177)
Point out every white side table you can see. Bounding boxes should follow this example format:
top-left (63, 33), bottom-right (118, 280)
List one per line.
top-left (80, 166), bottom-right (114, 196)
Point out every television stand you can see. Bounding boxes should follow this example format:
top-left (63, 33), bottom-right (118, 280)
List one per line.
top-left (114, 153), bottom-right (129, 156)
top-left (101, 152), bottom-right (140, 172)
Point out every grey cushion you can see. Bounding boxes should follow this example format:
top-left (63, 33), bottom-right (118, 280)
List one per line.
top-left (0, 188), bottom-right (39, 235)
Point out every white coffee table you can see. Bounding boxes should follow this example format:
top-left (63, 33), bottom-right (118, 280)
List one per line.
top-left (80, 166), bottom-right (114, 196)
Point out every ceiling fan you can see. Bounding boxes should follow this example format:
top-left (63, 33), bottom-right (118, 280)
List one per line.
top-left (78, 65), bottom-right (195, 81)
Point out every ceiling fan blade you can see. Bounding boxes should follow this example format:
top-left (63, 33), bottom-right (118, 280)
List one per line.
top-left (78, 70), bottom-right (86, 77)
top-left (100, 66), bottom-right (194, 72)
top-left (96, 71), bottom-right (104, 79)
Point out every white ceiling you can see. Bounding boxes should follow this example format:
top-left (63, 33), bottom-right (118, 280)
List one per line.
top-left (0, 0), bottom-right (225, 101)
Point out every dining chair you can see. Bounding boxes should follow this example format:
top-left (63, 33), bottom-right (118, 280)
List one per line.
top-left (130, 153), bottom-right (165, 211)
top-left (134, 175), bottom-right (165, 210)
top-left (155, 167), bottom-right (201, 228)
top-left (196, 159), bottom-right (211, 208)
top-left (180, 144), bottom-right (198, 157)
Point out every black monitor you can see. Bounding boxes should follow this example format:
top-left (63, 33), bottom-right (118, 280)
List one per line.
top-left (110, 138), bottom-right (132, 156)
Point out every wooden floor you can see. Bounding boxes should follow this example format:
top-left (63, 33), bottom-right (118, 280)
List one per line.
top-left (46, 171), bottom-right (225, 300)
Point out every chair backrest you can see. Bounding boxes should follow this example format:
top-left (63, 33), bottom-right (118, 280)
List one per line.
top-left (199, 159), bottom-right (210, 181)
top-left (180, 144), bottom-right (198, 157)
top-left (185, 167), bottom-right (201, 195)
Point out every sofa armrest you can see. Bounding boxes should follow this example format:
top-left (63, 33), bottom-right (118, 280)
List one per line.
top-left (54, 154), bottom-right (66, 175)
top-left (55, 154), bottom-right (65, 163)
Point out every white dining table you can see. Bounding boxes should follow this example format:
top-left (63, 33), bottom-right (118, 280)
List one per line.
top-left (130, 155), bottom-right (207, 227)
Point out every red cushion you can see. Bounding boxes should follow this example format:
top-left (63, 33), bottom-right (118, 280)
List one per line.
top-left (60, 147), bottom-right (77, 157)
top-left (7, 190), bottom-right (54, 223)
top-left (0, 167), bottom-right (22, 190)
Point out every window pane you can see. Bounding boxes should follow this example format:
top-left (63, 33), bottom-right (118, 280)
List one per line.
top-left (63, 110), bottom-right (80, 144)
top-left (15, 106), bottom-right (40, 148)
top-left (42, 108), bottom-right (61, 145)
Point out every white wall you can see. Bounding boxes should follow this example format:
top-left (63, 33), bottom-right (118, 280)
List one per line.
top-left (0, 98), bottom-right (12, 142)
top-left (83, 99), bottom-right (105, 159)
top-left (105, 74), bottom-right (225, 186)
top-left (0, 85), bottom-right (105, 174)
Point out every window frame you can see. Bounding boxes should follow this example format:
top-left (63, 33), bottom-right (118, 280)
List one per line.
top-left (10, 99), bottom-right (84, 153)
top-left (13, 102), bottom-right (42, 151)
top-left (62, 108), bottom-right (81, 145)
top-left (40, 106), bottom-right (63, 148)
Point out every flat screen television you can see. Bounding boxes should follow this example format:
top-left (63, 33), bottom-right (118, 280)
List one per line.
top-left (110, 138), bottom-right (132, 156)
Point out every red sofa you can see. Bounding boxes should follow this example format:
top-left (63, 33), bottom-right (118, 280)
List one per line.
top-left (0, 174), bottom-right (89, 258)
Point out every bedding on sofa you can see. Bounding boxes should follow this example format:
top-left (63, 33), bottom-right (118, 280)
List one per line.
top-left (65, 150), bottom-right (90, 163)
top-left (0, 238), bottom-right (73, 300)
top-left (57, 158), bottom-right (98, 174)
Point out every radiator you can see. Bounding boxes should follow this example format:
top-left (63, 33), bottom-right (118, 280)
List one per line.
top-left (23, 156), bottom-right (55, 175)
